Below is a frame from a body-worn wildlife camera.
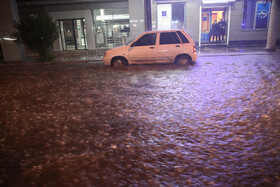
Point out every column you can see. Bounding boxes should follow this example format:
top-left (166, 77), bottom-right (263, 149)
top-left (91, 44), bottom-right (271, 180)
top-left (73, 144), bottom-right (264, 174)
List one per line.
top-left (129, 0), bottom-right (145, 40)
top-left (266, 0), bottom-right (280, 49)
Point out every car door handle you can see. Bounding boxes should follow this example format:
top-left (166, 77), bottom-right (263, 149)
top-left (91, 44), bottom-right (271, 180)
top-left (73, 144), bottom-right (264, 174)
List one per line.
top-left (176, 45), bottom-right (180, 47)
top-left (150, 47), bottom-right (155, 49)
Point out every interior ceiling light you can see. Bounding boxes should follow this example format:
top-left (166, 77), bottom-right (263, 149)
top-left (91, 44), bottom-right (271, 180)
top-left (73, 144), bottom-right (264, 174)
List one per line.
top-left (203, 0), bottom-right (236, 4)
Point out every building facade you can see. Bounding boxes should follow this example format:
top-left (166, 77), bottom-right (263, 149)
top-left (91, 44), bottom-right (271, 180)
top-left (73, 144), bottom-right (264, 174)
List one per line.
top-left (1, 0), bottom-right (279, 61)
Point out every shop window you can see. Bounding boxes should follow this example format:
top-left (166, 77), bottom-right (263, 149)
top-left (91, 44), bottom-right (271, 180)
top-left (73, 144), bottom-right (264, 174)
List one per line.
top-left (59, 19), bottom-right (87, 50)
top-left (133, 33), bottom-right (157, 46)
top-left (160, 32), bottom-right (181, 45)
top-left (157, 3), bottom-right (185, 30)
top-left (242, 0), bottom-right (271, 29)
top-left (93, 9), bottom-right (130, 49)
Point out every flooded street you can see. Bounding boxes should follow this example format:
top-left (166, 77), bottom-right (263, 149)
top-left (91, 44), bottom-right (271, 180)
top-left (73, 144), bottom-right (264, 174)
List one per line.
top-left (1, 54), bottom-right (280, 186)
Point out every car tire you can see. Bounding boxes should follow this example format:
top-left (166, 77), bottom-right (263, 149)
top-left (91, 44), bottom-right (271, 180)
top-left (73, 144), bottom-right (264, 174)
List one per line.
top-left (175, 55), bottom-right (191, 66)
top-left (111, 57), bottom-right (128, 67)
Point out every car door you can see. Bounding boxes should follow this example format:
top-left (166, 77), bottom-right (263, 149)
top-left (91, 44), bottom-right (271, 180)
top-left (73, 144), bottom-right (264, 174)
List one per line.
top-left (157, 32), bottom-right (183, 63)
top-left (128, 33), bottom-right (157, 64)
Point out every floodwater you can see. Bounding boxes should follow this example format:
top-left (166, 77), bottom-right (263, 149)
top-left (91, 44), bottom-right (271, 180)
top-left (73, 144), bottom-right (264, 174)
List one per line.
top-left (0, 54), bottom-right (280, 186)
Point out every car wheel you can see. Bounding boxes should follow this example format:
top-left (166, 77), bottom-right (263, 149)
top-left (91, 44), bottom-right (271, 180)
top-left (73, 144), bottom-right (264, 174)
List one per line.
top-left (111, 57), bottom-right (128, 67)
top-left (175, 55), bottom-right (191, 66)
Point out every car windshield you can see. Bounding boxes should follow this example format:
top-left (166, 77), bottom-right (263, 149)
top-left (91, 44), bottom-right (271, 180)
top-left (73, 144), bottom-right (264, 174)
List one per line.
top-left (126, 39), bottom-right (135, 46)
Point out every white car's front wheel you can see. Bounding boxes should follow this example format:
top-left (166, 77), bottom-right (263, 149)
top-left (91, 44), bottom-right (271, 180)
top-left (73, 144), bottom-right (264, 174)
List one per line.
top-left (111, 57), bottom-right (128, 67)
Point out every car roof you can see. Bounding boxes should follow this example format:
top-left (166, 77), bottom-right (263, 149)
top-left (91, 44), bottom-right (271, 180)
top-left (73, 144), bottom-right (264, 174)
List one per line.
top-left (143, 30), bottom-right (185, 34)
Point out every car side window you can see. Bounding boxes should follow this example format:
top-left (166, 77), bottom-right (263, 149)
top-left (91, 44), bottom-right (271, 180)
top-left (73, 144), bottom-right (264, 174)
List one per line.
top-left (160, 32), bottom-right (181, 45)
top-left (176, 31), bottom-right (189, 43)
top-left (133, 33), bottom-right (157, 46)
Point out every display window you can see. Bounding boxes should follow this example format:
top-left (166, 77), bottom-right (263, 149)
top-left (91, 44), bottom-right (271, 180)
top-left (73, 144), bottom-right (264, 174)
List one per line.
top-left (242, 0), bottom-right (271, 30)
top-left (157, 3), bottom-right (185, 30)
top-left (58, 19), bottom-right (87, 50)
top-left (93, 9), bottom-right (130, 49)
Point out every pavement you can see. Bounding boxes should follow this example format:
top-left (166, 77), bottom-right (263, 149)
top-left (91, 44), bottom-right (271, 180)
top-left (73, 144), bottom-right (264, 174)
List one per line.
top-left (53, 46), bottom-right (280, 63)
top-left (1, 45), bottom-right (280, 65)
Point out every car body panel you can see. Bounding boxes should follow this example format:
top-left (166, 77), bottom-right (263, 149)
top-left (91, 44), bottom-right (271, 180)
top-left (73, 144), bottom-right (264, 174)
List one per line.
top-left (128, 45), bottom-right (157, 64)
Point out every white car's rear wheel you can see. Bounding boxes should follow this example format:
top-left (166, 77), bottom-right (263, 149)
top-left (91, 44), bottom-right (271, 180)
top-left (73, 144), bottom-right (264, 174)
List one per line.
top-left (175, 55), bottom-right (191, 66)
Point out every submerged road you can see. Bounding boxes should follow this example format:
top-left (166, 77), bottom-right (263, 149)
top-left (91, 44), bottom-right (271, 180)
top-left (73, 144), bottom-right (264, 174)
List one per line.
top-left (0, 54), bottom-right (280, 186)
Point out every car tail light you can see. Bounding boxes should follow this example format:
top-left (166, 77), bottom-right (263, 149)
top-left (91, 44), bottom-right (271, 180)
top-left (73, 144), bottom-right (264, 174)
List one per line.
top-left (193, 46), bottom-right (196, 53)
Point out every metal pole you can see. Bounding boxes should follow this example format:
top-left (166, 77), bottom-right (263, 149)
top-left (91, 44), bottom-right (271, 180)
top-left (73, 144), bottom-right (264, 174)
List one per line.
top-left (226, 5), bottom-right (231, 46)
top-left (199, 1), bottom-right (202, 48)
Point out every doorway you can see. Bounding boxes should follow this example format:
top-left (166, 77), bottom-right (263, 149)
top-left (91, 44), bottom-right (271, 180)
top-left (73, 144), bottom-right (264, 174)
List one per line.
top-left (201, 8), bottom-right (228, 44)
top-left (58, 19), bottom-right (87, 51)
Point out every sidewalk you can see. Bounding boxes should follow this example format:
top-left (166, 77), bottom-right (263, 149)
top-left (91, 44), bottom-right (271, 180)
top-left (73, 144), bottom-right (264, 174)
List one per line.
top-left (54, 46), bottom-right (280, 63)
top-left (1, 46), bottom-right (280, 65)
top-left (197, 45), bottom-right (280, 57)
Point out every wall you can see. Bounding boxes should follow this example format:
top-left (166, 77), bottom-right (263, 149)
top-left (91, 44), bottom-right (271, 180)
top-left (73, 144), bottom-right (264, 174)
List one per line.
top-left (185, 0), bottom-right (200, 43)
top-left (229, 0), bottom-right (268, 44)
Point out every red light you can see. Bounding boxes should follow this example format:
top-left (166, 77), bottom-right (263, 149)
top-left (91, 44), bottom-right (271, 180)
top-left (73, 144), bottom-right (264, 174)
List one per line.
top-left (193, 46), bottom-right (196, 52)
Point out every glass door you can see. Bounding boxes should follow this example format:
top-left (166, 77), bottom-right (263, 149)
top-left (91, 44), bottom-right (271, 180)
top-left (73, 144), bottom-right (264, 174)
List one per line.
top-left (59, 19), bottom-right (87, 50)
top-left (62, 20), bottom-right (76, 50)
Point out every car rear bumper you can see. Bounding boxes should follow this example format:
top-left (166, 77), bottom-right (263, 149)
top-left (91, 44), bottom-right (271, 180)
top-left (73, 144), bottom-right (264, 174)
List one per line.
top-left (191, 53), bottom-right (198, 62)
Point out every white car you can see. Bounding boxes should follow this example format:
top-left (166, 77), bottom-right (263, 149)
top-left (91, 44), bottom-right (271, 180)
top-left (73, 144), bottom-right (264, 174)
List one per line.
top-left (103, 30), bottom-right (198, 67)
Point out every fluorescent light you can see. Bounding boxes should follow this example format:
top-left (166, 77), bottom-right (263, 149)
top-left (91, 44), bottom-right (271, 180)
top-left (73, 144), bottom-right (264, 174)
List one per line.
top-left (203, 0), bottom-right (235, 4)
top-left (3, 37), bottom-right (16, 41)
top-left (96, 14), bottom-right (129, 21)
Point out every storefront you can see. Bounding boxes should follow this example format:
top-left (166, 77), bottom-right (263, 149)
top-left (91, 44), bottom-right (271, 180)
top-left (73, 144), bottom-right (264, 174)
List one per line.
top-left (14, 0), bottom-right (278, 58)
top-left (47, 1), bottom-right (130, 52)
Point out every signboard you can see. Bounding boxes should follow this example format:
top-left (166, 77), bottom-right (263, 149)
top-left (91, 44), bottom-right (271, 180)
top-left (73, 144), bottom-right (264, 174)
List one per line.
top-left (157, 4), bottom-right (172, 30)
top-left (255, 2), bottom-right (270, 29)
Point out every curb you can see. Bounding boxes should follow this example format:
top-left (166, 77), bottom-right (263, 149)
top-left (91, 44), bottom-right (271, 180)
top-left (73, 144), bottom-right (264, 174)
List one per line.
top-left (1, 51), bottom-right (280, 66)
top-left (198, 51), bottom-right (280, 57)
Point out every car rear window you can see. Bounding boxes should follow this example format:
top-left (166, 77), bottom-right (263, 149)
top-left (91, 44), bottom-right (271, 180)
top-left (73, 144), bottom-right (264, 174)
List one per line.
top-left (160, 32), bottom-right (181, 45)
top-left (176, 31), bottom-right (189, 43)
